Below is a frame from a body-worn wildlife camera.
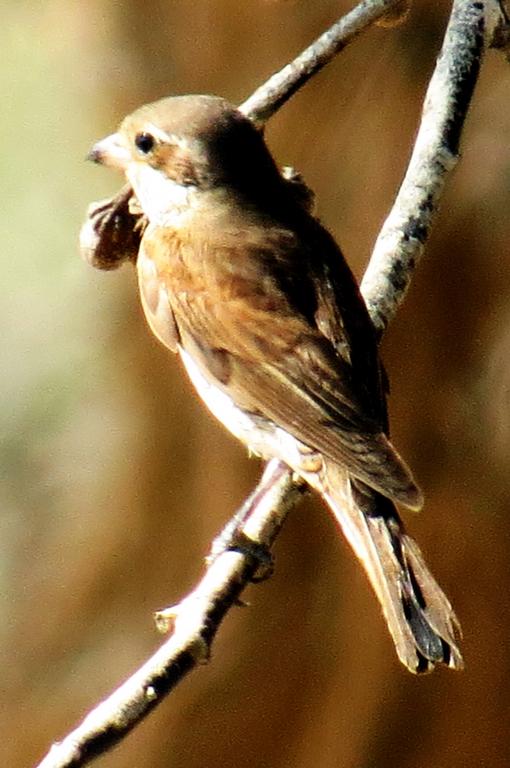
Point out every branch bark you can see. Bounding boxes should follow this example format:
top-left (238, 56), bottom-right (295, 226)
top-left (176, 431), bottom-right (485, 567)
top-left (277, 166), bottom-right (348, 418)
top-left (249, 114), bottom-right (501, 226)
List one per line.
top-left (37, 1), bottom-right (508, 766)
top-left (362, 0), bottom-right (489, 334)
top-left (239, 0), bottom-right (407, 124)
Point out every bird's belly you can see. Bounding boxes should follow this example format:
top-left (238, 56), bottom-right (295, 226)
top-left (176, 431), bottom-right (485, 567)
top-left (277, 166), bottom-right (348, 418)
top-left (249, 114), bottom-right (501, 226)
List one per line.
top-left (178, 345), bottom-right (322, 473)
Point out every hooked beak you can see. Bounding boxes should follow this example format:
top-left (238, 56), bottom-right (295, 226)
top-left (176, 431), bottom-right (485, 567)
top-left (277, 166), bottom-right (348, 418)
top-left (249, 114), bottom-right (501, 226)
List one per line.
top-left (86, 132), bottom-right (130, 170)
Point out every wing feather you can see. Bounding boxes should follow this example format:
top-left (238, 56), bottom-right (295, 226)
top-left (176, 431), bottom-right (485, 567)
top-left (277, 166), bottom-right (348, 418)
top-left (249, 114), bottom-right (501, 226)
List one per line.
top-left (141, 214), bottom-right (421, 508)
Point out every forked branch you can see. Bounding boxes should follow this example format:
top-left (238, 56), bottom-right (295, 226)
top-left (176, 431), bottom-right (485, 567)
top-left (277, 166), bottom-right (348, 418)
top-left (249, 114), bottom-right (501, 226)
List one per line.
top-left (36, 1), bottom-right (507, 766)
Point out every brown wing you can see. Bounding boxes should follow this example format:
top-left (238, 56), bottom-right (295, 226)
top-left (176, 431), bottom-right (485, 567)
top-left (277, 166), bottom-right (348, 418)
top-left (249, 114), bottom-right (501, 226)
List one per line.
top-left (177, 298), bottom-right (420, 509)
top-left (141, 217), bottom-right (421, 509)
top-left (137, 241), bottom-right (180, 353)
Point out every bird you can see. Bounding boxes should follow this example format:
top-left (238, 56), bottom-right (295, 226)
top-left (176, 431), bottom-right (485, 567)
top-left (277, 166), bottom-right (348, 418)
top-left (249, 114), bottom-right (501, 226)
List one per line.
top-left (86, 94), bottom-right (462, 673)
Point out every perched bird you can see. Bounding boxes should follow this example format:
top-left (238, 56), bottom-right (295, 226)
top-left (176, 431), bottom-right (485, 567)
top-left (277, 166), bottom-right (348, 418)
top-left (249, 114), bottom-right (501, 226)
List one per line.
top-left (87, 94), bottom-right (462, 673)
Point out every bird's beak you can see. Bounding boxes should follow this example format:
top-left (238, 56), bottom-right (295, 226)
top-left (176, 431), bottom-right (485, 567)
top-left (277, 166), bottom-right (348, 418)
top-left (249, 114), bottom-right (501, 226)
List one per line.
top-left (87, 133), bottom-right (130, 170)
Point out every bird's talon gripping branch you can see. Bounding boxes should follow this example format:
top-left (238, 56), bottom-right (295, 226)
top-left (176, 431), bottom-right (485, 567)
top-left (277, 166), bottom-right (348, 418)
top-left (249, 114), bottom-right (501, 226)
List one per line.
top-left (208, 525), bottom-right (274, 583)
top-left (227, 533), bottom-right (275, 583)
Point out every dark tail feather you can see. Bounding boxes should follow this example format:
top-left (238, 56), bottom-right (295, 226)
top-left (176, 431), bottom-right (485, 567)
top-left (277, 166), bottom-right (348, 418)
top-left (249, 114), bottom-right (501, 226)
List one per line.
top-left (315, 461), bottom-right (463, 673)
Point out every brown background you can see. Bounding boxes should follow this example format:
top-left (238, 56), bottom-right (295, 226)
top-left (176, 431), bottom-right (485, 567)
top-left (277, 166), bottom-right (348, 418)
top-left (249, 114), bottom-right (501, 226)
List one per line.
top-left (2, 1), bottom-right (510, 766)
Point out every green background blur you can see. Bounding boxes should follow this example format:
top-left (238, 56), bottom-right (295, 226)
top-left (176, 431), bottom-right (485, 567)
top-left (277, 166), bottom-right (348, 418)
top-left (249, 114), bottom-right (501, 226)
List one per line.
top-left (2, 1), bottom-right (510, 766)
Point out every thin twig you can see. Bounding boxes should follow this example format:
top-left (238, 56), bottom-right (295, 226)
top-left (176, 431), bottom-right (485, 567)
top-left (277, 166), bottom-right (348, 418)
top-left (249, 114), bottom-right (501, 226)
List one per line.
top-left (36, 1), bottom-right (508, 766)
top-left (239, 0), bottom-right (403, 124)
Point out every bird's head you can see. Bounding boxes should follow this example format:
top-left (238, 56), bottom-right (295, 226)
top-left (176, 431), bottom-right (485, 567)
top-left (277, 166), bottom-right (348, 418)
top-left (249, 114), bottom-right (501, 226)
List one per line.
top-left (88, 95), bottom-right (283, 225)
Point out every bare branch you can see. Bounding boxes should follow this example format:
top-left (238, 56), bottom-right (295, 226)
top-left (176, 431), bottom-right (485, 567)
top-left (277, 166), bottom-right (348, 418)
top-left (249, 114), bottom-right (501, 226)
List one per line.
top-left (239, 0), bottom-right (404, 124)
top-left (39, 1), bottom-right (510, 766)
top-left (37, 462), bottom-right (303, 768)
top-left (361, 0), bottom-right (492, 334)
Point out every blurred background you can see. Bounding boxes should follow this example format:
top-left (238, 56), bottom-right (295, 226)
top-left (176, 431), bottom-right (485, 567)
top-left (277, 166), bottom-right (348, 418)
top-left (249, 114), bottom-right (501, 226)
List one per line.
top-left (2, 1), bottom-right (510, 766)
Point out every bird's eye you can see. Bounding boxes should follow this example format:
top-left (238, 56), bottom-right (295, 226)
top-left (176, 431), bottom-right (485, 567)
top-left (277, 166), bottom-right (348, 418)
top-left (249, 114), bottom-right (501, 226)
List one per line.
top-left (134, 132), bottom-right (155, 154)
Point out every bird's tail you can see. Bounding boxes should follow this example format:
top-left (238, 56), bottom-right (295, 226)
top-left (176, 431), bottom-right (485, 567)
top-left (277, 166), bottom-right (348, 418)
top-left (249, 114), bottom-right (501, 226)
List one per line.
top-left (309, 460), bottom-right (463, 673)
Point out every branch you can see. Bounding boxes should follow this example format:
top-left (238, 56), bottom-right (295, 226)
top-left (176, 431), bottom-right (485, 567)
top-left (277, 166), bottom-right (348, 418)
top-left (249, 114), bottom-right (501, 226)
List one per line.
top-left (361, 0), bottom-right (498, 334)
top-left (37, 460), bottom-right (303, 768)
top-left (239, 0), bottom-right (406, 124)
top-left (39, 1), bottom-right (508, 766)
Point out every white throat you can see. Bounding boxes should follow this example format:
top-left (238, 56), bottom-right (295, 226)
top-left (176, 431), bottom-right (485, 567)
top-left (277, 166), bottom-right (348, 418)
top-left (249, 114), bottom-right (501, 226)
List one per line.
top-left (127, 163), bottom-right (199, 227)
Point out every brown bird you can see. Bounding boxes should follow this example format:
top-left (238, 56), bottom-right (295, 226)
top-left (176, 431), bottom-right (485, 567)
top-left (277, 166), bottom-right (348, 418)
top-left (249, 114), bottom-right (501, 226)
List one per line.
top-left (87, 94), bottom-right (462, 673)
